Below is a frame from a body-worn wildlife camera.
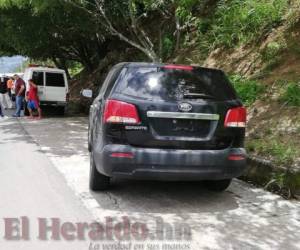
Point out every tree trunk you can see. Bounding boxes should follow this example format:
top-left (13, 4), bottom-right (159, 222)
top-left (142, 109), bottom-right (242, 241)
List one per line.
top-left (175, 16), bottom-right (181, 52)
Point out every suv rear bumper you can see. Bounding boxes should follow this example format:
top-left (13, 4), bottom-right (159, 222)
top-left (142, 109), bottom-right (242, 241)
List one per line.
top-left (94, 144), bottom-right (247, 181)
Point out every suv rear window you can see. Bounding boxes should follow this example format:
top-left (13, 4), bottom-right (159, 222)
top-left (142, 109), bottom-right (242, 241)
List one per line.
top-left (46, 73), bottom-right (65, 87)
top-left (115, 67), bottom-right (237, 101)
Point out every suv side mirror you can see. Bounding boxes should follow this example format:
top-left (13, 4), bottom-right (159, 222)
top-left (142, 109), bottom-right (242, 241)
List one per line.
top-left (81, 89), bottom-right (93, 98)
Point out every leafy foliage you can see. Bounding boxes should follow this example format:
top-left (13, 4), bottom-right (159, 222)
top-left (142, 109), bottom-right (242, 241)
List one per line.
top-left (0, 0), bottom-right (292, 72)
top-left (0, 0), bottom-right (108, 72)
top-left (230, 75), bottom-right (265, 106)
top-left (280, 82), bottom-right (300, 106)
top-left (199, 0), bottom-right (288, 51)
top-left (247, 138), bottom-right (298, 165)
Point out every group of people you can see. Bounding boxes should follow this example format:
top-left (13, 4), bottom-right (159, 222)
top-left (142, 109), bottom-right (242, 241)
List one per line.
top-left (0, 75), bottom-right (42, 119)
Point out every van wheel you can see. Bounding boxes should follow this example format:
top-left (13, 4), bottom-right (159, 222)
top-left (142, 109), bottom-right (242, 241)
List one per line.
top-left (56, 106), bottom-right (65, 116)
top-left (205, 179), bottom-right (232, 192)
top-left (89, 151), bottom-right (110, 191)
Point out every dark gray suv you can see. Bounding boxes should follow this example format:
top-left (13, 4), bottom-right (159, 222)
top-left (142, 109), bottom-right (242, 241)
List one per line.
top-left (87, 63), bottom-right (247, 191)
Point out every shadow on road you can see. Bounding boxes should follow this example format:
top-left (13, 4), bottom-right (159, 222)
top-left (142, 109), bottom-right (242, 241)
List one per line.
top-left (91, 180), bottom-right (239, 214)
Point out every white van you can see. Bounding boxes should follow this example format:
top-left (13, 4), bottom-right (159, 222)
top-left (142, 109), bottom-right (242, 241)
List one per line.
top-left (23, 66), bottom-right (69, 114)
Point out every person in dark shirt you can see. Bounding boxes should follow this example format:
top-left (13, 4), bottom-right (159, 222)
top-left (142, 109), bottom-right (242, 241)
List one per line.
top-left (0, 76), bottom-right (12, 109)
top-left (13, 74), bottom-right (26, 117)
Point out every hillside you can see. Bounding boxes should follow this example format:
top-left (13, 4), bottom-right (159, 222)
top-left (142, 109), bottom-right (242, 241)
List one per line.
top-left (201, 3), bottom-right (300, 170)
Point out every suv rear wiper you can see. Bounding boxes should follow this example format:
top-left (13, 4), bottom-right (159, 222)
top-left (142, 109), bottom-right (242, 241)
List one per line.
top-left (183, 93), bottom-right (215, 99)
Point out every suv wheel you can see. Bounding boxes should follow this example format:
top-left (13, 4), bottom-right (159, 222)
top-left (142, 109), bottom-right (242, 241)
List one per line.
top-left (205, 179), bottom-right (232, 192)
top-left (88, 124), bottom-right (92, 152)
top-left (89, 151), bottom-right (110, 191)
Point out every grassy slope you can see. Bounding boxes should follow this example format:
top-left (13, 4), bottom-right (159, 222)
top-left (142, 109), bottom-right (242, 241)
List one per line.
top-left (176, 2), bottom-right (300, 169)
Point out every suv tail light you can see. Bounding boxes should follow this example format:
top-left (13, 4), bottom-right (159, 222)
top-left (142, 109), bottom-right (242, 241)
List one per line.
top-left (224, 107), bottom-right (246, 128)
top-left (103, 99), bottom-right (140, 124)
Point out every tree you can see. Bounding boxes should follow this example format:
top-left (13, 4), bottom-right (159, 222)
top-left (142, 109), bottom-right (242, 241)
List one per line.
top-left (68, 0), bottom-right (212, 62)
top-left (0, 0), bottom-right (215, 72)
top-left (65, 0), bottom-right (163, 62)
top-left (0, 0), bottom-right (111, 72)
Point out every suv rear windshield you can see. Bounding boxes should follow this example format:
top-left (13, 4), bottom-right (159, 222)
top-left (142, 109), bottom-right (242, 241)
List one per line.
top-left (115, 67), bottom-right (237, 101)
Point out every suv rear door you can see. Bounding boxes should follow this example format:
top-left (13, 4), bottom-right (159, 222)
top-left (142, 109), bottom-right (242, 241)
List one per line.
top-left (45, 72), bottom-right (68, 102)
top-left (108, 65), bottom-right (242, 150)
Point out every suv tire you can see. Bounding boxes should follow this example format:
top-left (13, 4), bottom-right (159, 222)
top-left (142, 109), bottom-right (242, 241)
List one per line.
top-left (89, 151), bottom-right (110, 191)
top-left (205, 179), bottom-right (232, 192)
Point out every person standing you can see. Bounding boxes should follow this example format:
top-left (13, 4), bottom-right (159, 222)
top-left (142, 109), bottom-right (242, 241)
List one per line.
top-left (27, 79), bottom-right (42, 119)
top-left (0, 101), bottom-right (4, 117)
top-left (0, 76), bottom-right (13, 109)
top-left (11, 77), bottom-right (16, 103)
top-left (13, 74), bottom-right (26, 117)
top-left (7, 77), bottom-right (14, 100)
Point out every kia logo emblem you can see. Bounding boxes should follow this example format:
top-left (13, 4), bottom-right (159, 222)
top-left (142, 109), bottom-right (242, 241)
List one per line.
top-left (178, 102), bottom-right (192, 112)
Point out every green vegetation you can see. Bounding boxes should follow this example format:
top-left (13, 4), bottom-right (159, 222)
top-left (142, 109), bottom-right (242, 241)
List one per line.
top-left (0, 0), bottom-right (291, 72)
top-left (230, 75), bottom-right (265, 106)
top-left (247, 138), bottom-right (298, 165)
top-left (198, 0), bottom-right (288, 52)
top-left (279, 82), bottom-right (300, 106)
top-left (0, 0), bottom-right (210, 67)
top-left (0, 0), bottom-right (102, 73)
top-left (262, 40), bottom-right (287, 61)
top-left (260, 39), bottom-right (287, 74)
top-left (162, 35), bottom-right (174, 59)
top-left (68, 62), bottom-right (84, 78)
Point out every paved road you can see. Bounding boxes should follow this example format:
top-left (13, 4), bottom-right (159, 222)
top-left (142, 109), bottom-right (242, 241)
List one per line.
top-left (0, 116), bottom-right (299, 250)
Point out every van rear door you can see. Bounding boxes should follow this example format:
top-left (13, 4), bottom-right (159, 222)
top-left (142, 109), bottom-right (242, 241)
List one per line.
top-left (45, 72), bottom-right (68, 103)
top-left (31, 71), bottom-right (46, 100)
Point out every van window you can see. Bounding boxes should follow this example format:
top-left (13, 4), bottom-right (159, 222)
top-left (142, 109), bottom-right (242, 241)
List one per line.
top-left (32, 71), bottom-right (44, 86)
top-left (46, 73), bottom-right (65, 87)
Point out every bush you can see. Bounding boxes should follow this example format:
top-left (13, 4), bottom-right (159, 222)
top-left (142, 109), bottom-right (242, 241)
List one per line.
top-left (262, 41), bottom-right (285, 61)
top-left (247, 138), bottom-right (297, 165)
top-left (230, 75), bottom-right (265, 106)
top-left (280, 82), bottom-right (300, 106)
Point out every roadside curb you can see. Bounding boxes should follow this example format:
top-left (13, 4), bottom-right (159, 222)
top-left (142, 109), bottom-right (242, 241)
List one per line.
top-left (241, 155), bottom-right (300, 199)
